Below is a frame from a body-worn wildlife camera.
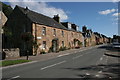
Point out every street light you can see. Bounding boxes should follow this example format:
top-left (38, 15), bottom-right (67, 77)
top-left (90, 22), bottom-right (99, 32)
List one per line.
top-left (24, 7), bottom-right (29, 60)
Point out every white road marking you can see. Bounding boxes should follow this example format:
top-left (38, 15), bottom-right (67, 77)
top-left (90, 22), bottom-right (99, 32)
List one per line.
top-left (58, 46), bottom-right (96, 58)
top-left (40, 60), bottom-right (66, 70)
top-left (100, 57), bottom-right (103, 61)
top-left (96, 54), bottom-right (105, 65)
top-left (57, 53), bottom-right (70, 57)
top-left (73, 51), bottom-right (93, 60)
top-left (86, 73), bottom-right (90, 75)
top-left (95, 74), bottom-right (100, 77)
top-left (109, 77), bottom-right (112, 79)
top-left (7, 76), bottom-right (20, 80)
top-left (72, 55), bottom-right (83, 59)
top-left (98, 71), bottom-right (102, 73)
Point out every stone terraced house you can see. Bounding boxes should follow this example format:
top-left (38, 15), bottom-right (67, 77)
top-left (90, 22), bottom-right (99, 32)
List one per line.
top-left (5, 5), bottom-right (84, 56)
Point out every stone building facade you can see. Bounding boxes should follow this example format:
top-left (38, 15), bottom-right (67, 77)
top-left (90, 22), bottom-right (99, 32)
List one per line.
top-left (94, 32), bottom-right (109, 45)
top-left (5, 5), bottom-right (84, 56)
top-left (32, 22), bottom-right (83, 55)
top-left (82, 26), bottom-right (96, 47)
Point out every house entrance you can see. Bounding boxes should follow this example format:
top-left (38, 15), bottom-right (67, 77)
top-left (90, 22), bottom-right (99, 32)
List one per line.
top-left (52, 38), bottom-right (59, 52)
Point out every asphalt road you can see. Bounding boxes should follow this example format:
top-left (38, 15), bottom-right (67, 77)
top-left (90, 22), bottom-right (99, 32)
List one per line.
top-left (2, 45), bottom-right (120, 79)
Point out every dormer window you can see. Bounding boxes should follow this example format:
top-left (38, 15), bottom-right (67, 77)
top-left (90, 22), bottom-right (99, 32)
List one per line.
top-left (68, 23), bottom-right (72, 30)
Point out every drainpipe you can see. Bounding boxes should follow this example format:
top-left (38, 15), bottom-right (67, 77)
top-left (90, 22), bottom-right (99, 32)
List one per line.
top-left (34, 23), bottom-right (37, 55)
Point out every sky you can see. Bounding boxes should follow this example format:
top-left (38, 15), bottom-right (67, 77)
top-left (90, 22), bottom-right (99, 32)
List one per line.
top-left (4, 2), bottom-right (119, 38)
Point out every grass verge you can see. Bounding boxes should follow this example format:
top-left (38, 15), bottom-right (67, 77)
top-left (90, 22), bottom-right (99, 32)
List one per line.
top-left (0, 59), bottom-right (31, 67)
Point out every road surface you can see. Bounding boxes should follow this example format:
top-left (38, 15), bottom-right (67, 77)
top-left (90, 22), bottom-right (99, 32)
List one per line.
top-left (2, 45), bottom-right (120, 79)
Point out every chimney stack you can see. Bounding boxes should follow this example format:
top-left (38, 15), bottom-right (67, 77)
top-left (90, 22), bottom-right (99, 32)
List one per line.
top-left (82, 25), bottom-right (87, 33)
top-left (53, 14), bottom-right (60, 23)
top-left (24, 6), bottom-right (29, 14)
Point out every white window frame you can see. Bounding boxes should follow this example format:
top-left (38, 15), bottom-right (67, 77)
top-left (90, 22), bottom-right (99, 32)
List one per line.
top-left (43, 41), bottom-right (46, 49)
top-left (53, 29), bottom-right (56, 36)
top-left (42, 27), bottom-right (46, 35)
top-left (62, 30), bottom-right (64, 37)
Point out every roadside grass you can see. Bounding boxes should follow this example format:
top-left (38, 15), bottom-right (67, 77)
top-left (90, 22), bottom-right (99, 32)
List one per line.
top-left (0, 60), bottom-right (31, 67)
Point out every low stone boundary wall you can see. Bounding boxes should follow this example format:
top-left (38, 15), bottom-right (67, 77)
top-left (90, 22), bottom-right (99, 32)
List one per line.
top-left (3, 48), bottom-right (20, 59)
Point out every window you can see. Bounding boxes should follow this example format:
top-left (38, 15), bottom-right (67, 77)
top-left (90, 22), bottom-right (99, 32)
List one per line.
top-left (62, 31), bottom-right (64, 37)
top-left (53, 29), bottom-right (56, 36)
top-left (62, 41), bottom-right (64, 47)
top-left (42, 27), bottom-right (46, 35)
top-left (43, 41), bottom-right (46, 49)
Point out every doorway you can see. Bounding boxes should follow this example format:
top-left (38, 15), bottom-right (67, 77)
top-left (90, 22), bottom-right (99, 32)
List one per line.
top-left (52, 38), bottom-right (59, 52)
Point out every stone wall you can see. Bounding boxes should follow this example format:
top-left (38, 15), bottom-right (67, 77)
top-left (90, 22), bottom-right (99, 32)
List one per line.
top-left (3, 48), bottom-right (20, 59)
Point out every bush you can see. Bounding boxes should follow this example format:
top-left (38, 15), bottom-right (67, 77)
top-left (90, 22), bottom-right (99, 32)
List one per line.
top-left (75, 46), bottom-right (80, 49)
top-left (21, 32), bottom-right (33, 42)
top-left (48, 46), bottom-right (53, 53)
top-left (59, 46), bottom-right (67, 51)
top-left (78, 41), bottom-right (82, 47)
top-left (40, 50), bottom-right (46, 54)
top-left (67, 47), bottom-right (71, 50)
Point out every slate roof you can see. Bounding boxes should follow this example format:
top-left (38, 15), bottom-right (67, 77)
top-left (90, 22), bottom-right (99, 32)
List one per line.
top-left (61, 22), bottom-right (82, 33)
top-left (16, 5), bottom-right (68, 30)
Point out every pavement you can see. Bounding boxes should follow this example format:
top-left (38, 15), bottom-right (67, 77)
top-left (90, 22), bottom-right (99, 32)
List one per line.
top-left (4, 44), bottom-right (102, 62)
top-left (1, 44), bottom-right (120, 79)
top-left (105, 51), bottom-right (120, 58)
top-left (104, 44), bottom-right (120, 58)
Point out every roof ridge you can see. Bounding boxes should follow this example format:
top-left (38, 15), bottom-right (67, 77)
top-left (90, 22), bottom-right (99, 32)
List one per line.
top-left (15, 5), bottom-right (68, 30)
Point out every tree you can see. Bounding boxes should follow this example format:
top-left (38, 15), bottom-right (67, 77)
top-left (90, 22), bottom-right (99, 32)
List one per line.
top-left (21, 32), bottom-right (33, 60)
top-left (1, 2), bottom-right (13, 18)
top-left (2, 26), bottom-right (13, 48)
top-left (21, 32), bottom-right (33, 42)
top-left (2, 26), bottom-right (12, 37)
top-left (21, 32), bottom-right (39, 58)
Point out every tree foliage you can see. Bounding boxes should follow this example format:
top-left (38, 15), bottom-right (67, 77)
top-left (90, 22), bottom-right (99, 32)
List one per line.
top-left (21, 32), bottom-right (33, 42)
top-left (1, 2), bottom-right (13, 18)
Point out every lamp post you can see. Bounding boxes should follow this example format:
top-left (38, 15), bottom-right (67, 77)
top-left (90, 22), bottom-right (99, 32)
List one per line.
top-left (24, 7), bottom-right (29, 60)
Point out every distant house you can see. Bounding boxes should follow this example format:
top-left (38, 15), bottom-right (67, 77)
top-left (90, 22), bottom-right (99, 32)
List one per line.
top-left (82, 26), bottom-right (96, 47)
top-left (94, 32), bottom-right (109, 45)
top-left (5, 5), bottom-right (83, 56)
top-left (82, 26), bottom-right (109, 46)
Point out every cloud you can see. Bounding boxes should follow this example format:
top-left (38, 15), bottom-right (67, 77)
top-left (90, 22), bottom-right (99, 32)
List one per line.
top-left (98, 9), bottom-right (117, 15)
top-left (112, 12), bottom-right (120, 16)
top-left (112, 0), bottom-right (120, 2)
top-left (112, 13), bottom-right (120, 22)
top-left (9, 2), bottom-right (68, 21)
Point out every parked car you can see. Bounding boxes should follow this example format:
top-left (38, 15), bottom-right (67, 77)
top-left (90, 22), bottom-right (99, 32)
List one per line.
top-left (112, 42), bottom-right (120, 49)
